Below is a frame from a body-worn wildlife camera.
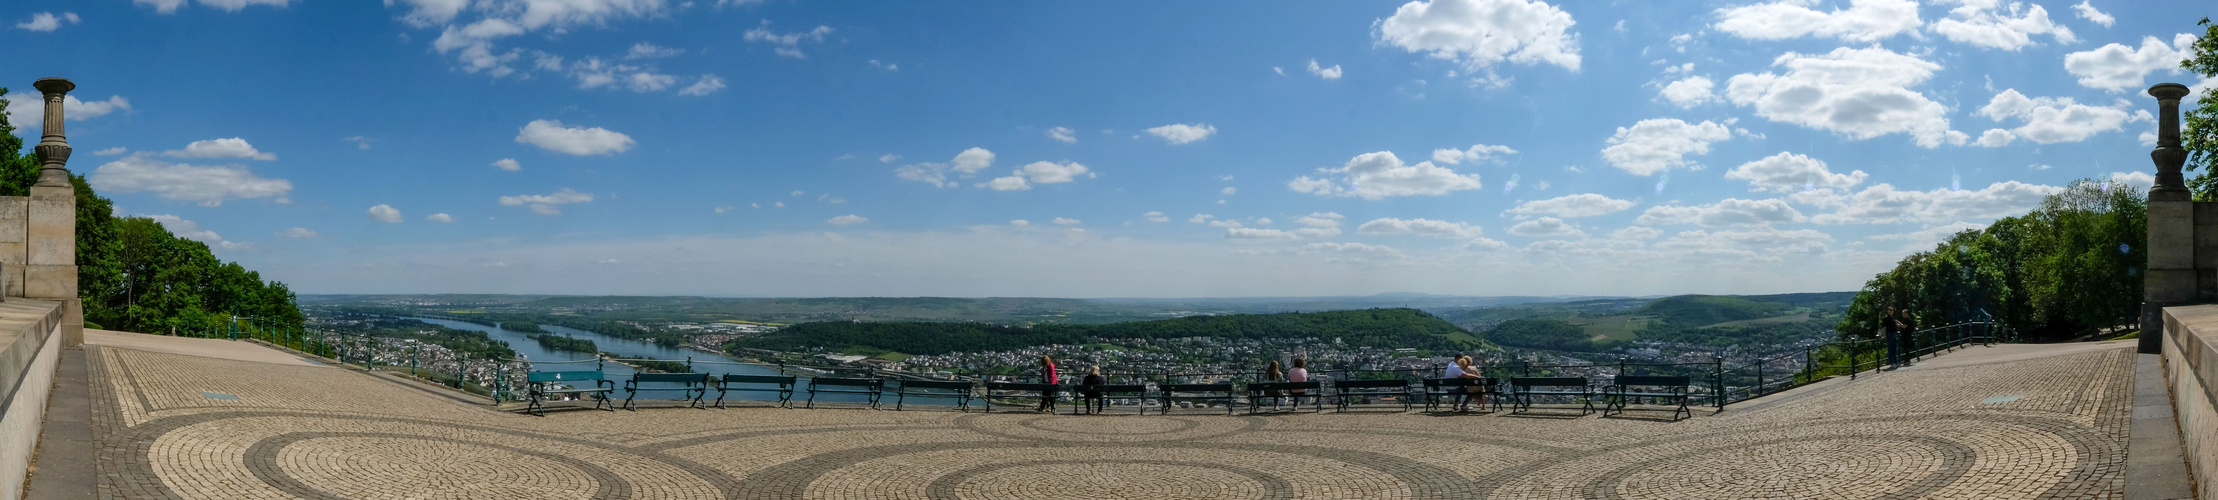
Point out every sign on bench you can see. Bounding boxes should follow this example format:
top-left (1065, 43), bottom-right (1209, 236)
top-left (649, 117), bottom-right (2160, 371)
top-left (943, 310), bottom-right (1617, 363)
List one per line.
top-left (525, 370), bottom-right (614, 417)
top-left (1156, 383), bottom-right (1234, 415)
top-left (623, 372), bottom-right (709, 410)
top-left (715, 374), bottom-right (796, 409)
top-left (983, 382), bottom-right (1061, 413)
top-left (1333, 379), bottom-right (1415, 412)
top-left (1072, 384), bottom-right (1147, 415)
top-left (1245, 381), bottom-right (1322, 413)
top-left (1603, 375), bottom-right (1692, 421)
top-left (895, 380), bottom-right (976, 411)
top-left (1422, 377), bottom-right (1499, 412)
top-left (807, 377), bottom-right (884, 409)
top-left (1510, 377), bottom-right (1595, 415)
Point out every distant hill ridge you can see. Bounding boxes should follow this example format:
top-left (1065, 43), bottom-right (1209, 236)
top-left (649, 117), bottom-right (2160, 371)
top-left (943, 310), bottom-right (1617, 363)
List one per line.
top-left (727, 308), bottom-right (1488, 356)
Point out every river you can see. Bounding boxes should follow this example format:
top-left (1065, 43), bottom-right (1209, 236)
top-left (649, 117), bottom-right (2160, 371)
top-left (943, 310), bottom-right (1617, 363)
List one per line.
top-left (407, 317), bottom-right (892, 405)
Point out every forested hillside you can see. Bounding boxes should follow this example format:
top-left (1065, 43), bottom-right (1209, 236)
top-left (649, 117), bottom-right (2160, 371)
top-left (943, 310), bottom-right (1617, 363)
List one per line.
top-left (728, 308), bottom-right (1484, 356)
top-left (1, 90), bottom-right (303, 334)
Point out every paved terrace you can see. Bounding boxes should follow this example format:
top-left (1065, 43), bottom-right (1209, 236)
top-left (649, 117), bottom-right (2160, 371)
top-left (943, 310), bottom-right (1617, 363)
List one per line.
top-left (40, 333), bottom-right (2144, 499)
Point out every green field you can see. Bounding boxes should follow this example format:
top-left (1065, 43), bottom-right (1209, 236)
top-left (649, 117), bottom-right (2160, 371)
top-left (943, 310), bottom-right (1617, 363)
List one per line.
top-left (1565, 315), bottom-right (1651, 341)
top-left (1701, 310), bottom-right (1812, 329)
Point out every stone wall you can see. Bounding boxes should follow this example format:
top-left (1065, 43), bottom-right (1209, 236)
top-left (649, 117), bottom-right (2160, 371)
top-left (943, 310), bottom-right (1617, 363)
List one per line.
top-left (2163, 305), bottom-right (2218, 500)
top-left (0, 300), bottom-right (64, 500)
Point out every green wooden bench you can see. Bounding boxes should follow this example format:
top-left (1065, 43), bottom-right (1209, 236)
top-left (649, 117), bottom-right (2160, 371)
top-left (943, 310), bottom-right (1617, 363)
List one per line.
top-left (1332, 379), bottom-right (1415, 412)
top-left (1510, 377), bottom-right (1594, 416)
top-left (1245, 381), bottom-right (1323, 413)
top-left (1603, 375), bottom-right (1692, 421)
top-left (805, 377), bottom-right (883, 409)
top-left (894, 380), bottom-right (976, 411)
top-left (983, 382), bottom-right (1061, 413)
top-left (623, 372), bottom-right (709, 410)
top-left (1422, 377), bottom-right (1500, 412)
top-left (713, 374), bottom-right (796, 409)
top-left (1155, 383), bottom-right (1234, 415)
top-left (525, 370), bottom-right (613, 417)
top-left (1071, 384), bottom-right (1148, 415)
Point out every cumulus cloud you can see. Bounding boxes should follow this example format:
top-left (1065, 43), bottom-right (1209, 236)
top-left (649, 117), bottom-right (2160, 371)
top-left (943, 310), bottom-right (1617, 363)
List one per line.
top-left (1930, 0), bottom-right (2075, 50)
top-left (1971, 89), bottom-right (2133, 146)
top-left (678, 75), bottom-right (727, 96)
top-left (2063, 34), bottom-right (2197, 91)
top-left (624, 42), bottom-right (682, 59)
top-left (1506, 217), bottom-right (1586, 239)
top-left (1599, 118), bottom-right (1731, 176)
top-left (895, 148), bottom-right (999, 188)
top-left (1143, 211), bottom-right (1169, 223)
top-left (1712, 0), bottom-right (1921, 42)
top-left (427, 213), bottom-right (456, 223)
top-left (827, 214), bottom-right (868, 226)
top-left (1658, 76), bottom-right (1715, 108)
top-left (1430, 144), bottom-right (1517, 165)
top-left (1635, 198), bottom-right (1806, 228)
top-left (1145, 123), bottom-right (1217, 145)
top-left (2109, 171), bottom-right (2154, 192)
top-left (515, 120), bottom-right (634, 155)
top-left (1611, 226), bottom-right (1663, 240)
top-left (1294, 212), bottom-right (1345, 228)
top-left (498, 188), bottom-right (593, 215)
top-left (1306, 59), bottom-right (1343, 79)
top-left (1375, 0), bottom-right (1582, 75)
top-left (367, 204), bottom-right (403, 223)
top-left (1812, 181), bottom-right (2063, 224)
top-left (1288, 151), bottom-right (1483, 200)
top-left (1224, 227), bottom-right (1340, 240)
top-left (139, 0), bottom-right (283, 14)
top-left (1357, 218), bottom-right (1483, 238)
top-left (1046, 126), bottom-right (1077, 143)
top-left (162, 138), bottom-right (276, 161)
top-left (277, 227), bottom-right (318, 239)
top-left (88, 155), bottom-right (292, 206)
top-left (1724, 152), bottom-right (1868, 193)
top-left (1010, 219), bottom-right (1030, 227)
top-left (2070, 1), bottom-right (2112, 27)
top-left (1652, 227), bottom-right (1832, 262)
top-left (1724, 47), bottom-right (1964, 148)
top-left (142, 214), bottom-right (226, 245)
top-left (976, 160), bottom-right (1096, 191)
top-left (1052, 217), bottom-right (1081, 225)
top-left (92, 147), bottom-right (127, 156)
top-left (492, 158), bottom-right (522, 171)
top-left (743, 20), bottom-right (831, 59)
top-left (1504, 193), bottom-right (1639, 218)
top-left (15, 12), bottom-right (81, 32)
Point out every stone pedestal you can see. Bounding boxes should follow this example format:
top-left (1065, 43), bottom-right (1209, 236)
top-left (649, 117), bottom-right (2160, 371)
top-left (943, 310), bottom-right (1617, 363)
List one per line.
top-left (28, 78), bottom-right (78, 349)
top-left (2146, 83), bottom-right (2196, 354)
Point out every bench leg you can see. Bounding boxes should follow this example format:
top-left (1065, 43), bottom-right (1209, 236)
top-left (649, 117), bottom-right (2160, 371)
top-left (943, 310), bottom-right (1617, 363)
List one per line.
top-left (806, 390), bottom-right (818, 409)
top-left (779, 390), bottom-right (792, 409)
top-left (528, 393), bottom-right (545, 417)
top-left (713, 389), bottom-right (726, 410)
top-left (594, 392), bottom-right (613, 412)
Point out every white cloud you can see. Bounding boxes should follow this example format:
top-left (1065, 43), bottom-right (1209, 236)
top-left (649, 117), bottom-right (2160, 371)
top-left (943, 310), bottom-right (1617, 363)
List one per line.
top-left (1652, 227), bottom-right (1832, 262)
top-left (1307, 59), bottom-right (1343, 79)
top-left (1724, 152), bottom-right (1868, 193)
top-left (1288, 151), bottom-right (1483, 200)
top-left (827, 214), bottom-right (868, 226)
top-left (340, 136), bottom-right (376, 150)
top-left (624, 72), bottom-right (677, 92)
top-left (678, 75), bottom-right (727, 96)
top-left (491, 158), bottom-right (522, 171)
top-left (980, 176), bottom-right (1030, 191)
top-left (1376, 0), bottom-right (1582, 74)
top-left (387, 0), bottom-right (466, 26)
top-left (1189, 214), bottom-right (1215, 224)
top-left (1712, 0), bottom-right (1922, 42)
top-left (162, 138), bottom-right (276, 161)
top-left (880, 154), bottom-right (902, 164)
top-left (2071, 1), bottom-right (2112, 27)
top-left (1506, 217), bottom-right (1587, 239)
top-left (134, 0), bottom-right (190, 14)
top-left (743, 20), bottom-right (831, 59)
top-left (1051, 217), bottom-right (1081, 226)
top-left (1010, 219), bottom-right (1030, 227)
top-left (427, 213), bottom-right (456, 223)
top-left (1209, 219), bottom-right (1245, 229)
top-left (894, 148), bottom-right (999, 188)
top-left (1635, 199), bottom-right (1807, 228)
top-left (1972, 89), bottom-right (2133, 146)
top-left (1046, 126), bottom-right (1077, 143)
top-left (515, 120), bottom-right (634, 156)
top-left (1145, 123), bottom-right (1217, 145)
top-left (1357, 218), bottom-right (1483, 238)
top-left (1430, 144), bottom-right (1517, 165)
top-left (1658, 76), bottom-right (1715, 108)
top-left (624, 42), bottom-right (682, 59)
top-left (1143, 211), bottom-right (1169, 223)
top-left (88, 155), bottom-right (292, 206)
top-left (1599, 118), bottom-right (1731, 176)
top-left (1866, 222), bottom-right (1988, 250)
top-left (869, 59), bottom-right (899, 71)
top-left (1930, 0), bottom-right (2075, 50)
top-left (1812, 181), bottom-right (2063, 224)
top-left (1221, 187), bottom-right (1238, 195)
top-left (15, 12), bottom-right (81, 32)
top-left (1294, 212), bottom-right (1345, 228)
top-left (1610, 226), bottom-right (1663, 240)
top-left (1224, 227), bottom-right (1342, 240)
top-left (1504, 193), bottom-right (1639, 218)
top-left (1724, 47), bottom-right (1963, 148)
top-left (1461, 237), bottom-right (1512, 251)
top-left (277, 227), bottom-right (318, 239)
top-left (2063, 34), bottom-right (2197, 91)
top-left (2110, 171), bottom-right (2154, 192)
top-left (139, 0), bottom-right (284, 14)
top-left (498, 188), bottom-right (593, 216)
top-left (367, 204), bottom-right (403, 223)
top-left (143, 214), bottom-right (224, 243)
top-left (92, 147), bottom-right (127, 156)
top-left (977, 160), bottom-right (1095, 191)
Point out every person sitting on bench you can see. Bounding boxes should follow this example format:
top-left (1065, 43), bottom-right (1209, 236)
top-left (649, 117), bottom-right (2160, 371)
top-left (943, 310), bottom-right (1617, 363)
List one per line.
top-left (1456, 356), bottom-right (1487, 410)
top-left (1080, 366), bottom-right (1107, 414)
top-left (1286, 358), bottom-right (1311, 407)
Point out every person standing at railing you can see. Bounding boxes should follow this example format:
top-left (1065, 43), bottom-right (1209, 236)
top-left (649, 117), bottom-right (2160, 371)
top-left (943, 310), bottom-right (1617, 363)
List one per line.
top-left (1883, 307), bottom-right (1908, 369)
top-left (1286, 358), bottom-right (1310, 408)
top-left (1037, 356), bottom-right (1058, 414)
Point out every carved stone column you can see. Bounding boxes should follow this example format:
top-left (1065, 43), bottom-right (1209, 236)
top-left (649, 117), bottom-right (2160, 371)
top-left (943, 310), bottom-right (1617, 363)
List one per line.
top-left (2145, 83), bottom-right (2194, 354)
top-left (29, 77), bottom-right (81, 347)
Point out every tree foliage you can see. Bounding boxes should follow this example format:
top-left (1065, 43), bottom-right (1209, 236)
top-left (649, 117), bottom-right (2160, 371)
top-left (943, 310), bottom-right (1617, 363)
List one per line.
top-left (1481, 318), bottom-right (1604, 351)
top-left (731, 308), bottom-right (1484, 356)
top-left (1838, 178), bottom-right (2145, 341)
top-left (2178, 18), bottom-right (2218, 198)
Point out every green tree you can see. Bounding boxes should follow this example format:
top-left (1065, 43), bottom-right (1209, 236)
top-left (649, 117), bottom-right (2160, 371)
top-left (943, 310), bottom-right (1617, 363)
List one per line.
top-left (2179, 18), bottom-right (2218, 198)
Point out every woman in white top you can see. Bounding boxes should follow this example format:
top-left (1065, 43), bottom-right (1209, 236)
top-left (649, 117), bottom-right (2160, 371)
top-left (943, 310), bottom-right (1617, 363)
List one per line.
top-left (1442, 358), bottom-right (1467, 410)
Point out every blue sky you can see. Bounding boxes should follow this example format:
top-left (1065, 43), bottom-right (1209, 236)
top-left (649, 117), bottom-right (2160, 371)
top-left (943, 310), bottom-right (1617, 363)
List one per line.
top-left (0, 0), bottom-right (2209, 297)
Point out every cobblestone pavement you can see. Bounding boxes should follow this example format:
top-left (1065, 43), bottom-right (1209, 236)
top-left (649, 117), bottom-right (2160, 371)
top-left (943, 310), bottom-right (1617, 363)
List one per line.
top-left (83, 342), bottom-right (2134, 499)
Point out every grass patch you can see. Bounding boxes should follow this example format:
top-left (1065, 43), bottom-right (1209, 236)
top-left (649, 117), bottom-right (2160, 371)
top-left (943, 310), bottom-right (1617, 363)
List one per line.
top-left (873, 351), bottom-right (913, 362)
top-left (2102, 330), bottom-right (2139, 341)
top-left (1701, 311), bottom-right (1812, 329)
top-left (1566, 315), bottom-right (1650, 342)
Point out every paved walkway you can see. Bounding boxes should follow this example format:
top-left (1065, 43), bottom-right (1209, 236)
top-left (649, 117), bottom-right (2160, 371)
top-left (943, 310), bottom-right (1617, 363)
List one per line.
top-left (66, 332), bottom-right (2136, 499)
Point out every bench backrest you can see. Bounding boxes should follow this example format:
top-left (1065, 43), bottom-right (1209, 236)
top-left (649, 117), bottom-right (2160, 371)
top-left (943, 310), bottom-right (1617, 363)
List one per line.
top-left (1423, 377), bottom-right (1495, 388)
top-left (1511, 377), bottom-right (1590, 388)
top-left (528, 370), bottom-right (605, 383)
top-left (1158, 383), bottom-right (1234, 394)
top-left (721, 374), bottom-right (796, 386)
top-left (811, 377), bottom-right (882, 388)
top-left (900, 380), bottom-right (975, 392)
top-left (1335, 379), bottom-right (1411, 389)
top-left (1246, 381), bottom-right (1322, 392)
top-left (985, 382), bottom-right (1059, 392)
top-left (1614, 375), bottom-right (1691, 387)
top-left (633, 373), bottom-right (706, 384)
top-left (1074, 384), bottom-right (1148, 394)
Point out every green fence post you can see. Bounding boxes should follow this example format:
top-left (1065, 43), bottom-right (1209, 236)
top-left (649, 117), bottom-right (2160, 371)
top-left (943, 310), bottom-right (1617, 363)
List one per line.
top-left (411, 348), bottom-right (419, 376)
top-left (455, 354), bottom-right (467, 389)
top-left (1713, 355), bottom-right (1725, 410)
top-left (1802, 347), bottom-right (1813, 385)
